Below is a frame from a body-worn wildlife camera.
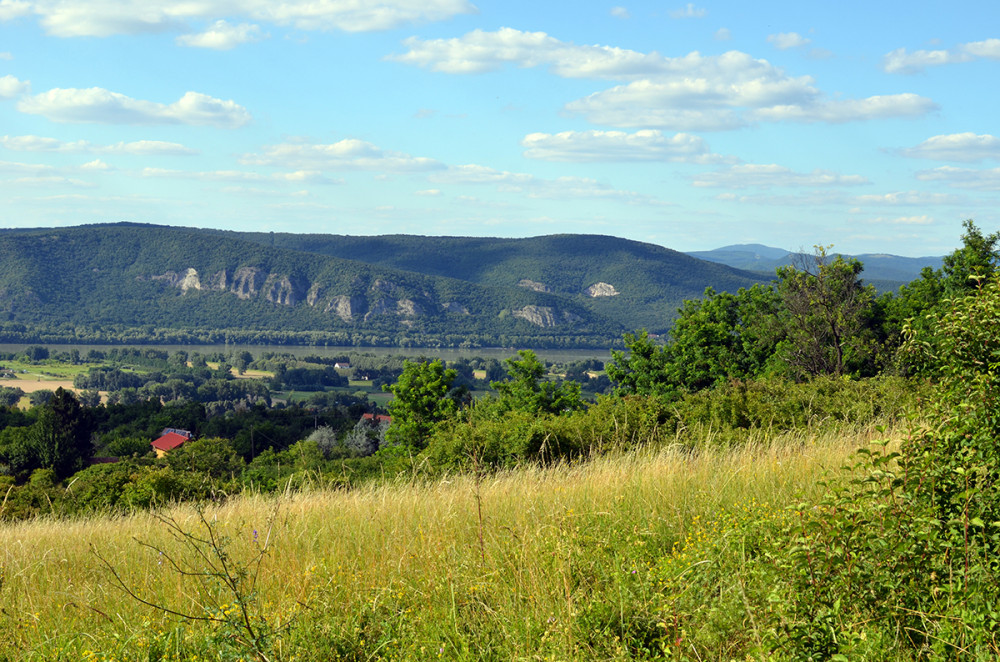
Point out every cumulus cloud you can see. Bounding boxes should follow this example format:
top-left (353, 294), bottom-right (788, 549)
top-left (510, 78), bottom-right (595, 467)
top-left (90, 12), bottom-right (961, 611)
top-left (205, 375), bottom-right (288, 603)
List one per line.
top-left (0, 0), bottom-right (30, 21)
top-left (389, 27), bottom-right (671, 77)
top-left (0, 74), bottom-right (29, 98)
top-left (521, 129), bottom-right (734, 163)
top-left (610, 6), bottom-right (629, 18)
top-left (80, 158), bottom-right (111, 170)
top-left (0, 52), bottom-right (12, 60)
top-left (0, 134), bottom-right (198, 154)
top-left (7, 0), bottom-right (477, 38)
top-left (900, 132), bottom-right (1000, 162)
top-left (391, 28), bottom-right (935, 130)
top-left (768, 32), bottom-right (811, 50)
top-left (916, 165), bottom-right (1000, 190)
top-left (669, 3), bottom-right (705, 19)
top-left (17, 88), bottom-right (251, 127)
top-left (176, 20), bottom-right (266, 50)
top-left (714, 28), bottom-right (730, 41)
top-left (692, 163), bottom-right (868, 188)
top-left (884, 38), bottom-right (1000, 74)
top-left (240, 139), bottom-right (444, 172)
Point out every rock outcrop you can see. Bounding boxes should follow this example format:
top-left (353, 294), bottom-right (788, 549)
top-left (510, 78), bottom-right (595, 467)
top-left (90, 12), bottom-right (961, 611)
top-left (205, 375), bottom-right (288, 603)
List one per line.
top-left (513, 305), bottom-right (559, 327)
top-left (585, 282), bottom-right (619, 297)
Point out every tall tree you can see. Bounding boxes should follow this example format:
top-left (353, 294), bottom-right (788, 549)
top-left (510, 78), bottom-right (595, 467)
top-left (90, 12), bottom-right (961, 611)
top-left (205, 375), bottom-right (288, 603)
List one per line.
top-left (776, 247), bottom-right (883, 378)
top-left (605, 330), bottom-right (676, 398)
top-left (383, 360), bottom-right (462, 451)
top-left (33, 387), bottom-right (94, 478)
top-left (491, 350), bottom-right (584, 414)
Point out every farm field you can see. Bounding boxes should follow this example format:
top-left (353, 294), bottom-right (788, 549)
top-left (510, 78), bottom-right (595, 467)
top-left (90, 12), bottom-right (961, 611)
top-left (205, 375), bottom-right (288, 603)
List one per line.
top-left (0, 424), bottom-right (890, 661)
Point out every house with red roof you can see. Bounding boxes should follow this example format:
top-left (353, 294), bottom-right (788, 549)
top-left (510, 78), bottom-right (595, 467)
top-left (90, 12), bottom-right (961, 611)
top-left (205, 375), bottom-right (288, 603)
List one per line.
top-left (151, 428), bottom-right (194, 458)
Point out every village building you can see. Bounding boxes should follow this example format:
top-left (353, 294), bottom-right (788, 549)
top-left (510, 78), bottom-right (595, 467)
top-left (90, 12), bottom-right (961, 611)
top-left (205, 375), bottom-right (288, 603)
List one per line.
top-left (151, 428), bottom-right (194, 458)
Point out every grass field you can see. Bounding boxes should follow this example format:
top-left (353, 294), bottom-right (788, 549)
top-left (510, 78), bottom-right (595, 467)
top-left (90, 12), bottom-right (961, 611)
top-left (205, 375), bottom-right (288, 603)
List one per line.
top-left (0, 423), bottom-right (894, 661)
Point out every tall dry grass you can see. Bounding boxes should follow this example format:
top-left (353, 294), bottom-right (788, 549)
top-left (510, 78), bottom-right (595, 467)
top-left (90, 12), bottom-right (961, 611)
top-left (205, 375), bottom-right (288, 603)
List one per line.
top-left (0, 423), bottom-right (897, 660)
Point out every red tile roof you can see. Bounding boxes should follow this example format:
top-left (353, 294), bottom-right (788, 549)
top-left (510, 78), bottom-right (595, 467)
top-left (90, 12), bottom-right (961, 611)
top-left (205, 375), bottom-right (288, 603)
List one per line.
top-left (151, 431), bottom-right (189, 452)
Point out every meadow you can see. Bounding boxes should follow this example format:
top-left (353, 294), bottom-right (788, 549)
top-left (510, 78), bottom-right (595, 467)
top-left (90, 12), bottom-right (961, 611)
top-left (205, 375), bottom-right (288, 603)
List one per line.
top-left (0, 423), bottom-right (892, 661)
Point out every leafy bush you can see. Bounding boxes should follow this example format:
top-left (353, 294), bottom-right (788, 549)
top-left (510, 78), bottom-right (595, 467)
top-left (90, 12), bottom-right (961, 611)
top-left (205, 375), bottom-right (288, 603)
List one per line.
top-left (769, 277), bottom-right (1000, 657)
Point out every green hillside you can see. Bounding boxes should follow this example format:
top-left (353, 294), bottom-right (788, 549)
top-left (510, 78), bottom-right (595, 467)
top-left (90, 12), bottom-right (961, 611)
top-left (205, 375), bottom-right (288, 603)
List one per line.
top-left (0, 224), bottom-right (771, 346)
top-left (217, 230), bottom-right (771, 333)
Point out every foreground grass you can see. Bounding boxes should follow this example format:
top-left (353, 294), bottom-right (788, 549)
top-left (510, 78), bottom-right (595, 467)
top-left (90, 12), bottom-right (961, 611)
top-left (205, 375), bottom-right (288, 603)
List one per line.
top-left (0, 425), bottom-right (895, 661)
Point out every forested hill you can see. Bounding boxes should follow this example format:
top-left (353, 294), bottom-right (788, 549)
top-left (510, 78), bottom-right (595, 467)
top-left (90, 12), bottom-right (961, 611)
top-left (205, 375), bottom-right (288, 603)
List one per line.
top-left (0, 224), bottom-right (769, 347)
top-left (213, 230), bottom-right (771, 334)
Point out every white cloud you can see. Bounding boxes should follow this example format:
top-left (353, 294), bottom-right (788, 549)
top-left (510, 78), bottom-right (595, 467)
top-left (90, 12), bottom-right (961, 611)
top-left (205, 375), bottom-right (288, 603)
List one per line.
top-left (669, 3), bottom-right (705, 19)
top-left (916, 165), bottom-right (1000, 190)
top-left (392, 29), bottom-right (934, 130)
top-left (389, 27), bottom-right (681, 77)
top-left (17, 88), bottom-right (251, 127)
top-left (430, 164), bottom-right (532, 185)
top-left (415, 188), bottom-right (441, 196)
top-left (768, 32), bottom-right (811, 50)
top-left (0, 0), bottom-right (30, 21)
top-left (6, 175), bottom-right (93, 187)
top-left (0, 159), bottom-right (55, 174)
top-left (80, 158), bottom-right (111, 170)
top-left (517, 176), bottom-right (657, 203)
top-left (240, 139), bottom-right (444, 172)
top-left (884, 38), bottom-right (1000, 74)
top-left (851, 191), bottom-right (963, 205)
top-left (0, 52), bottom-right (12, 60)
top-left (142, 167), bottom-right (265, 182)
top-left (176, 20), bottom-right (266, 50)
top-left (0, 134), bottom-right (198, 154)
top-left (521, 129), bottom-right (734, 163)
top-left (692, 163), bottom-right (868, 188)
top-left (714, 28), bottom-right (730, 41)
top-left (610, 6), bottom-right (629, 19)
top-left (0, 74), bottom-right (29, 98)
top-left (141, 167), bottom-right (337, 185)
top-left (11, 0), bottom-right (477, 37)
top-left (750, 94), bottom-right (936, 123)
top-left (900, 132), bottom-right (1000, 162)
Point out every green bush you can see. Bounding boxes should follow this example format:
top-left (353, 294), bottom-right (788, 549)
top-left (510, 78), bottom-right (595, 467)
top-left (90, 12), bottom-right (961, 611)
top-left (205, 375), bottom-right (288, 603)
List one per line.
top-left (768, 277), bottom-right (1000, 657)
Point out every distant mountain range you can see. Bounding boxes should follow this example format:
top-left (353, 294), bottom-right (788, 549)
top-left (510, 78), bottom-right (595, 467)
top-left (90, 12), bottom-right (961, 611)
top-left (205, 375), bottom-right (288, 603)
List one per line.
top-left (0, 224), bottom-right (770, 347)
top-left (686, 244), bottom-right (943, 291)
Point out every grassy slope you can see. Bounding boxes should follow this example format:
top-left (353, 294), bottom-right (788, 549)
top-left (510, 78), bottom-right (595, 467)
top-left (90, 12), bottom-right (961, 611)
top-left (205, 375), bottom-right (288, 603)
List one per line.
top-left (0, 424), bottom-right (895, 661)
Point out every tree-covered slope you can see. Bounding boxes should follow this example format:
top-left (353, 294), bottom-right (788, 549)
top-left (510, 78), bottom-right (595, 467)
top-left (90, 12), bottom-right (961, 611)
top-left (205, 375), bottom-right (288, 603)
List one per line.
top-left (0, 224), bottom-right (624, 345)
top-left (218, 231), bottom-right (771, 333)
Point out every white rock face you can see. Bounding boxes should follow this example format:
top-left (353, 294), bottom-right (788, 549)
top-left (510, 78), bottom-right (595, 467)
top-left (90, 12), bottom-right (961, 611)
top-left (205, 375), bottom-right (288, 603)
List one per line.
top-left (513, 305), bottom-right (558, 327)
top-left (585, 282), bottom-right (619, 297)
top-left (178, 268), bottom-right (202, 292)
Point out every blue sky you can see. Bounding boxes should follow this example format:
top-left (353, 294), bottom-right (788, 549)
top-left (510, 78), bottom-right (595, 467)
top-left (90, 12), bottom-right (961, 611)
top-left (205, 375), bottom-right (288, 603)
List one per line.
top-left (1, 0), bottom-right (998, 256)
